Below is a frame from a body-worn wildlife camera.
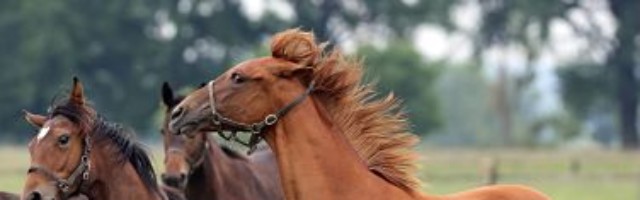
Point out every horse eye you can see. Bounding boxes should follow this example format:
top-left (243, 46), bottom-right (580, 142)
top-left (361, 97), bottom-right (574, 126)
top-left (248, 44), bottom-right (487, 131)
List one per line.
top-left (58, 135), bottom-right (70, 146)
top-left (231, 73), bottom-right (246, 84)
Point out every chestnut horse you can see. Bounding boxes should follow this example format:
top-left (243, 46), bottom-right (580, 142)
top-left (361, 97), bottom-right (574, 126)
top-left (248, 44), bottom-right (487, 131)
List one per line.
top-left (22, 78), bottom-right (184, 200)
top-left (168, 29), bottom-right (550, 200)
top-left (159, 83), bottom-right (283, 200)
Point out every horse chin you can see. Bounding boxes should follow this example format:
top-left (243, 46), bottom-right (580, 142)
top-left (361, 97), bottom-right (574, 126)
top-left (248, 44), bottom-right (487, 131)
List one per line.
top-left (178, 125), bottom-right (196, 136)
top-left (178, 177), bottom-right (189, 190)
top-left (68, 194), bottom-right (90, 200)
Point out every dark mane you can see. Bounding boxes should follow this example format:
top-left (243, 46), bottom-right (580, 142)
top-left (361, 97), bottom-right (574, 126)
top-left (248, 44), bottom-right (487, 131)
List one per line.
top-left (50, 101), bottom-right (159, 194)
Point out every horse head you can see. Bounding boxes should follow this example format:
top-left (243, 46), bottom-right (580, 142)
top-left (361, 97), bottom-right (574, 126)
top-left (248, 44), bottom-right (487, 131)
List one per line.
top-left (23, 77), bottom-right (95, 200)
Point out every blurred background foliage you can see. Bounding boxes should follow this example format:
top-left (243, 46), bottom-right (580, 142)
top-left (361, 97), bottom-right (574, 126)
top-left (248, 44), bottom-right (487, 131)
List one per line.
top-left (0, 0), bottom-right (638, 151)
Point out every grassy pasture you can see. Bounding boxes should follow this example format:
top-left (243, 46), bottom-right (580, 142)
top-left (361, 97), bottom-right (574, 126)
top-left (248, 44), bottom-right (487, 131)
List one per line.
top-left (0, 145), bottom-right (638, 200)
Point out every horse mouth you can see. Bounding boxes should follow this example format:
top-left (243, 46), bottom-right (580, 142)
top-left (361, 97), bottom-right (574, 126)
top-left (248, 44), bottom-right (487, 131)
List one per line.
top-left (177, 123), bottom-right (196, 136)
top-left (169, 117), bottom-right (197, 135)
top-left (161, 173), bottom-right (188, 190)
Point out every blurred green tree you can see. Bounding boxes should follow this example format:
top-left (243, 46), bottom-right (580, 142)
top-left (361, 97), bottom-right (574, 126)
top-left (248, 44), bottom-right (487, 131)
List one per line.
top-left (473, 0), bottom-right (582, 146)
top-left (606, 0), bottom-right (639, 149)
top-left (0, 0), bottom-right (455, 140)
top-left (358, 41), bottom-right (441, 135)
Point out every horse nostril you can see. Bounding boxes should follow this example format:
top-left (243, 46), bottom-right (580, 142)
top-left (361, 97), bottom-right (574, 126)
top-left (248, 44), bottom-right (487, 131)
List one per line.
top-left (28, 191), bottom-right (42, 200)
top-left (171, 107), bottom-right (184, 120)
top-left (161, 173), bottom-right (170, 183)
top-left (179, 173), bottom-right (187, 182)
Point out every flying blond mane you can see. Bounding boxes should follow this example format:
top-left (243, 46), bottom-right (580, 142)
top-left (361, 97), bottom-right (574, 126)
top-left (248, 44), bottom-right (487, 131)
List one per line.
top-left (270, 29), bottom-right (421, 191)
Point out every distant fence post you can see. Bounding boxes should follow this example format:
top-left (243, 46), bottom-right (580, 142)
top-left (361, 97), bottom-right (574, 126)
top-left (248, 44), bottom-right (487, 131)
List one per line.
top-left (569, 158), bottom-right (581, 177)
top-left (483, 157), bottom-right (499, 185)
top-left (637, 172), bottom-right (640, 200)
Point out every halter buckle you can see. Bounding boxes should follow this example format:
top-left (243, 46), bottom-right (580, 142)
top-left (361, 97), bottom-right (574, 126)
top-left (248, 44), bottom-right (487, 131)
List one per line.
top-left (58, 182), bottom-right (70, 192)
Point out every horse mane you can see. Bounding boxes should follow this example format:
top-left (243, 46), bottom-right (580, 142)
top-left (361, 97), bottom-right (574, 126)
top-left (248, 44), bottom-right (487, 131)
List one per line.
top-left (50, 100), bottom-right (160, 194)
top-left (270, 29), bottom-right (421, 191)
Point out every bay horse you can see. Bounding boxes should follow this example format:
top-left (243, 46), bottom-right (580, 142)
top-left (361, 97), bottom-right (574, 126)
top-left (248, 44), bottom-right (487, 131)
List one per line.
top-left (0, 192), bottom-right (19, 200)
top-left (168, 29), bottom-right (551, 200)
top-left (22, 78), bottom-right (184, 200)
top-left (159, 83), bottom-right (283, 200)
top-left (0, 191), bottom-right (91, 200)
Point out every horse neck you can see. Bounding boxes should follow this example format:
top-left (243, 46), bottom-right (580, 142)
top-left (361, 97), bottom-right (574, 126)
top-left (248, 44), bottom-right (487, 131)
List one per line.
top-left (87, 142), bottom-right (163, 200)
top-left (184, 140), bottom-right (218, 199)
top-left (264, 97), bottom-right (418, 200)
top-left (186, 138), bottom-right (279, 200)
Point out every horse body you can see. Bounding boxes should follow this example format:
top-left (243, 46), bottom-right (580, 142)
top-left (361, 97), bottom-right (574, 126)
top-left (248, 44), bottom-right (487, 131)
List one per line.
top-left (188, 142), bottom-right (282, 200)
top-left (168, 29), bottom-right (550, 200)
top-left (263, 96), bottom-right (416, 200)
top-left (262, 88), bottom-right (548, 200)
top-left (440, 185), bottom-right (550, 200)
top-left (0, 192), bottom-right (19, 200)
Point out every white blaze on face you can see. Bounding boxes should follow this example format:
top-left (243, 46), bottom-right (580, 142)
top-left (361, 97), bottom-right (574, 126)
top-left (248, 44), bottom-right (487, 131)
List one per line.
top-left (37, 126), bottom-right (51, 142)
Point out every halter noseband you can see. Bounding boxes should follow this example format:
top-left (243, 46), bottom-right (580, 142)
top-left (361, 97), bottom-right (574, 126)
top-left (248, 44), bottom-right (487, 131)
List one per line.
top-left (27, 135), bottom-right (91, 198)
top-left (207, 80), bottom-right (314, 154)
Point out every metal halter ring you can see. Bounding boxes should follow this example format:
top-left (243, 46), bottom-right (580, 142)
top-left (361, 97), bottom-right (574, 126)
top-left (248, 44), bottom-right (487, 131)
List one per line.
top-left (82, 171), bottom-right (89, 180)
top-left (264, 114), bottom-right (278, 126)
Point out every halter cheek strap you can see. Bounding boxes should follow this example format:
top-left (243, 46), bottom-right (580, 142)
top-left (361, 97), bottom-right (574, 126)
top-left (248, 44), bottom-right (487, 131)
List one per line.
top-left (207, 80), bottom-right (315, 154)
top-left (27, 136), bottom-right (92, 199)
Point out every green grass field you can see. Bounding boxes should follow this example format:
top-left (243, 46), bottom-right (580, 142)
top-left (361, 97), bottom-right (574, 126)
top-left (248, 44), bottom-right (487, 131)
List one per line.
top-left (1, 146), bottom-right (638, 199)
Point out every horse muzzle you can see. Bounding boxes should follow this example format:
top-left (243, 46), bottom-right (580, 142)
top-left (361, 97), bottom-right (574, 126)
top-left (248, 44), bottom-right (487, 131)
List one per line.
top-left (23, 185), bottom-right (59, 200)
top-left (161, 173), bottom-right (188, 189)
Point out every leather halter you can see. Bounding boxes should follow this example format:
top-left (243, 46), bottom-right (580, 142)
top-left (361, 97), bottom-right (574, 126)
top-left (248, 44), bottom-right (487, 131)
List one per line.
top-left (27, 136), bottom-right (91, 199)
top-left (207, 80), bottom-right (314, 154)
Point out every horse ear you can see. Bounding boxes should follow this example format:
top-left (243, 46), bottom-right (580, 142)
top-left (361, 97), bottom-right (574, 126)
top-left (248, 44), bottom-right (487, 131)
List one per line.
top-left (271, 29), bottom-right (321, 66)
top-left (70, 77), bottom-right (85, 105)
top-left (161, 82), bottom-right (175, 107)
top-left (23, 110), bottom-right (46, 128)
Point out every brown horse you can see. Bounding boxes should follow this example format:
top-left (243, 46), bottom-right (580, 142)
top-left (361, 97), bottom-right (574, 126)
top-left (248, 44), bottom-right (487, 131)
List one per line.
top-left (0, 190), bottom-right (93, 200)
top-left (168, 29), bottom-right (550, 200)
top-left (159, 83), bottom-right (283, 200)
top-left (0, 192), bottom-right (19, 200)
top-left (22, 78), bottom-right (184, 200)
